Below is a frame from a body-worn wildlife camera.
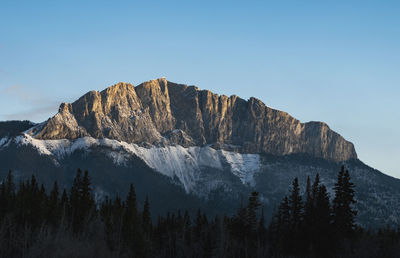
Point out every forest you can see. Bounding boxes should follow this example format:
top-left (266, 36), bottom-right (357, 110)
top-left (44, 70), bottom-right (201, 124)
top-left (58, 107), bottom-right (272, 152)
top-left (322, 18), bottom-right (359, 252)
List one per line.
top-left (0, 167), bottom-right (400, 258)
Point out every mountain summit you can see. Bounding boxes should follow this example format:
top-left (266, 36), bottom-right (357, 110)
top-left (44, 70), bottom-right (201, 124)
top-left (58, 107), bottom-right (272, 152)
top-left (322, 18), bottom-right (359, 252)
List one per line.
top-left (30, 78), bottom-right (356, 162)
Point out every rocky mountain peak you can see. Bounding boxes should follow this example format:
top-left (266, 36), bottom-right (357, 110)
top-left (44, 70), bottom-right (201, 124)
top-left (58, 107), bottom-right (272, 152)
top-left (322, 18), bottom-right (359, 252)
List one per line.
top-left (32, 78), bottom-right (357, 162)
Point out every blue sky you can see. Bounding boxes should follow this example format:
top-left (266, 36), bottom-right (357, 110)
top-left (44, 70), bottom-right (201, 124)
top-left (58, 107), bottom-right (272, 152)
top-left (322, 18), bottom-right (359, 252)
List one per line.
top-left (0, 1), bottom-right (399, 177)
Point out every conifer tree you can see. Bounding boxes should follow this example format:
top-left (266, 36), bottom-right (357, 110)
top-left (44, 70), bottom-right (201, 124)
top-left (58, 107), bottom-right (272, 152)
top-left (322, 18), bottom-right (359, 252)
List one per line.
top-left (69, 169), bottom-right (82, 222)
top-left (110, 195), bottom-right (124, 252)
top-left (183, 210), bottom-right (192, 246)
top-left (257, 206), bottom-right (267, 246)
top-left (247, 191), bottom-right (261, 232)
top-left (14, 180), bottom-right (26, 225)
top-left (289, 178), bottom-right (303, 230)
top-left (69, 169), bottom-right (95, 233)
top-left (313, 185), bottom-right (333, 256)
top-left (0, 181), bottom-right (6, 220)
top-left (142, 195), bottom-right (152, 238)
top-left (304, 176), bottom-right (312, 218)
top-left (311, 173), bottom-right (320, 202)
top-left (303, 176), bottom-right (313, 251)
top-left (6, 170), bottom-right (15, 199)
top-left (122, 184), bottom-right (146, 257)
top-left (333, 166), bottom-right (357, 239)
top-left (304, 174), bottom-right (320, 252)
top-left (0, 171), bottom-right (15, 220)
top-left (47, 181), bottom-right (61, 228)
top-left (288, 177), bottom-right (304, 255)
top-left (60, 188), bottom-right (69, 218)
top-left (194, 209), bottom-right (203, 242)
top-left (81, 170), bottom-right (95, 214)
top-left (275, 196), bottom-right (290, 254)
top-left (122, 184), bottom-right (138, 241)
top-left (29, 175), bottom-right (44, 229)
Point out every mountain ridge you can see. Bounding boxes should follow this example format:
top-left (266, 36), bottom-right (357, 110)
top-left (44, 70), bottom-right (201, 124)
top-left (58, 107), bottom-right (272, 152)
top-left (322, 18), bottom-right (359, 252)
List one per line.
top-left (29, 78), bottom-right (357, 162)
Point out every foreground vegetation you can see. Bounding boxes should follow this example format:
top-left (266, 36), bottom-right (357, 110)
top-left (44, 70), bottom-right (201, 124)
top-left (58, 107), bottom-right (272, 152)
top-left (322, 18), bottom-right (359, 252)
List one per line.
top-left (0, 167), bottom-right (399, 257)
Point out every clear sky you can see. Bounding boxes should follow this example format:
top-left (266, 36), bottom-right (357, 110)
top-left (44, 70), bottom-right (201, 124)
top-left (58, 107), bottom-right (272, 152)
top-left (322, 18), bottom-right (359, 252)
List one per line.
top-left (0, 1), bottom-right (399, 178)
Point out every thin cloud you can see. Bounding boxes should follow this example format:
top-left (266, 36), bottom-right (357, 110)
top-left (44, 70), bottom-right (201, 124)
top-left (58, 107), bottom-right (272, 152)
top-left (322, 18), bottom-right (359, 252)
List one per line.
top-left (2, 84), bottom-right (44, 104)
top-left (0, 84), bottom-right (63, 122)
top-left (1, 104), bottom-right (59, 122)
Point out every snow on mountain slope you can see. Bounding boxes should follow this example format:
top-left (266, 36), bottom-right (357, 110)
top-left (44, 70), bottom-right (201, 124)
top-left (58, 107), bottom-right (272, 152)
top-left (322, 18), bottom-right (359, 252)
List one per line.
top-left (220, 150), bottom-right (260, 186)
top-left (0, 137), bottom-right (9, 149)
top-left (11, 134), bottom-right (260, 192)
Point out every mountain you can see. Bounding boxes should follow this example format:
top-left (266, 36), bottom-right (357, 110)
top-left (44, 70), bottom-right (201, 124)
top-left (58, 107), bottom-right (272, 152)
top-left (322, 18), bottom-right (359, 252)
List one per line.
top-left (1, 78), bottom-right (399, 227)
top-left (30, 78), bottom-right (356, 162)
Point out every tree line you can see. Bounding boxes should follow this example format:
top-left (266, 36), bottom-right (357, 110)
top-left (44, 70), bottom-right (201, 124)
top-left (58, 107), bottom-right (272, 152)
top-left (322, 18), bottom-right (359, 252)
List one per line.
top-left (0, 167), bottom-right (400, 257)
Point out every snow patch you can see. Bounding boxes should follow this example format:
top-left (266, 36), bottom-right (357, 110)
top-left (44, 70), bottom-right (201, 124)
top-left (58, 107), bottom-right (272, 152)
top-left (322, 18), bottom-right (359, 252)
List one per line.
top-left (0, 137), bottom-right (10, 149)
top-left (15, 135), bottom-right (53, 155)
top-left (221, 150), bottom-right (260, 186)
top-left (14, 134), bottom-right (261, 192)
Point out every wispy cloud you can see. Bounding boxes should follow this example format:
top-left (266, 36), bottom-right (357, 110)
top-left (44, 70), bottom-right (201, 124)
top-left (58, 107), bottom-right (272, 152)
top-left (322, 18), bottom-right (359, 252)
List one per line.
top-left (0, 84), bottom-right (62, 122)
top-left (1, 105), bottom-right (59, 121)
top-left (2, 85), bottom-right (44, 104)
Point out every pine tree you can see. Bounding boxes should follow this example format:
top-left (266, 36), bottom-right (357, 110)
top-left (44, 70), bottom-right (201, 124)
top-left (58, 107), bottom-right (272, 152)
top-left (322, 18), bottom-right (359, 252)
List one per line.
top-left (110, 195), bottom-right (124, 252)
top-left (313, 185), bottom-right (333, 256)
top-left (288, 177), bottom-right (304, 255)
top-left (69, 169), bottom-right (95, 233)
top-left (122, 184), bottom-right (138, 242)
top-left (342, 169), bottom-right (357, 228)
top-left (212, 215), bottom-right (223, 256)
top-left (303, 174), bottom-right (320, 252)
top-left (275, 196), bottom-right (290, 255)
top-left (247, 191), bottom-right (261, 233)
top-left (311, 173), bottom-right (320, 202)
top-left (303, 176), bottom-right (313, 251)
top-left (194, 209), bottom-right (203, 242)
top-left (6, 170), bottom-right (15, 199)
top-left (47, 181), bottom-right (61, 228)
top-left (289, 178), bottom-right (303, 230)
top-left (333, 166), bottom-right (357, 239)
top-left (39, 183), bottom-right (48, 220)
top-left (81, 170), bottom-right (95, 216)
top-left (0, 181), bottom-right (6, 220)
top-left (69, 169), bottom-right (82, 226)
top-left (257, 206), bottom-right (267, 248)
top-left (142, 195), bottom-right (152, 239)
top-left (304, 176), bottom-right (312, 218)
top-left (14, 180), bottom-right (26, 226)
top-left (258, 207), bottom-right (265, 234)
top-left (122, 184), bottom-right (146, 257)
top-left (0, 171), bottom-right (15, 220)
top-left (29, 175), bottom-right (45, 229)
top-left (278, 196), bottom-right (290, 230)
top-left (81, 170), bottom-right (95, 226)
top-left (183, 210), bottom-right (192, 247)
top-left (60, 188), bottom-right (69, 218)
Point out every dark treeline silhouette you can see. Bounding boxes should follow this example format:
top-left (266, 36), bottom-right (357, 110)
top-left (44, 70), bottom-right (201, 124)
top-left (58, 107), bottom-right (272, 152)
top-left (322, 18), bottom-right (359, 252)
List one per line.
top-left (1, 167), bottom-right (400, 257)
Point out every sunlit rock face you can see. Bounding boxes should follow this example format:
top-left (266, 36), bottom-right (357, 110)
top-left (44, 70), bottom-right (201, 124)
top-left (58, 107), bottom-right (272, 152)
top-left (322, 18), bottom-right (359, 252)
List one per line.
top-left (31, 78), bottom-right (357, 162)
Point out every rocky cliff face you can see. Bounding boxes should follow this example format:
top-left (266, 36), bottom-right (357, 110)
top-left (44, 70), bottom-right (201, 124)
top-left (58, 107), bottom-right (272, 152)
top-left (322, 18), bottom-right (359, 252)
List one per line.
top-left (30, 78), bottom-right (357, 162)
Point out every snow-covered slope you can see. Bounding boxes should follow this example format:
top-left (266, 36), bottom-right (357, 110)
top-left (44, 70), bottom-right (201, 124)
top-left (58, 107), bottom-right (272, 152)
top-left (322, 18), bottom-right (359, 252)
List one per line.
top-left (11, 134), bottom-right (260, 192)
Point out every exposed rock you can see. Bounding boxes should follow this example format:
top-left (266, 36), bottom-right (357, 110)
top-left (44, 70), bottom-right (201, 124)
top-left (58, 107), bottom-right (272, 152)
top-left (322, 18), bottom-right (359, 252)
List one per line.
top-left (33, 78), bottom-right (357, 162)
